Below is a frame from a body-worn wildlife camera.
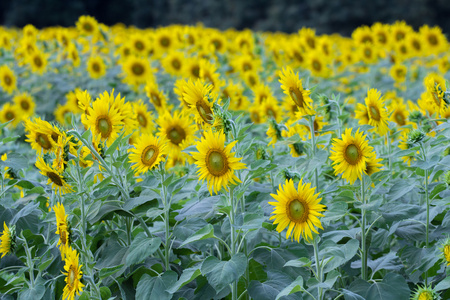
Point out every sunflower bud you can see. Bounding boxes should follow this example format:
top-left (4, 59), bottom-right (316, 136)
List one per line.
top-left (408, 110), bottom-right (424, 123)
top-left (411, 284), bottom-right (440, 300)
top-left (407, 129), bottom-right (425, 145)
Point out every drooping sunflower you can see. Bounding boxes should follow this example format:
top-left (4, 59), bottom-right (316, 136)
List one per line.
top-left (62, 246), bottom-right (85, 300)
top-left (36, 156), bottom-right (73, 195)
top-left (128, 134), bottom-right (168, 175)
top-left (279, 66), bottom-right (314, 114)
top-left (24, 118), bottom-right (57, 154)
top-left (269, 179), bottom-right (326, 242)
top-left (364, 89), bottom-right (389, 136)
top-left (53, 202), bottom-right (70, 260)
top-left (183, 79), bottom-right (215, 127)
top-left (0, 222), bottom-right (13, 258)
top-left (87, 56), bottom-right (106, 79)
top-left (190, 129), bottom-right (246, 195)
top-left (157, 110), bottom-right (196, 153)
top-left (82, 93), bottom-right (124, 147)
top-left (13, 92), bottom-right (35, 117)
top-left (0, 65), bottom-right (17, 94)
top-left (330, 128), bottom-right (376, 184)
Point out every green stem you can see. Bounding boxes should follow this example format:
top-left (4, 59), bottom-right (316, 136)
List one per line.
top-left (159, 169), bottom-right (171, 272)
top-left (360, 176), bottom-right (367, 281)
top-left (387, 131), bottom-right (392, 172)
top-left (425, 168), bottom-right (429, 286)
top-left (23, 237), bottom-right (35, 288)
top-left (229, 188), bottom-right (238, 300)
top-left (135, 215), bottom-right (165, 262)
top-left (309, 115), bottom-right (319, 190)
top-left (313, 237), bottom-right (323, 300)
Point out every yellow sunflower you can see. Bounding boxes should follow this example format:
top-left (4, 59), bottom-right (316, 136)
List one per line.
top-left (145, 80), bottom-right (171, 114)
top-left (330, 128), bottom-right (376, 184)
top-left (87, 56), bottom-right (106, 79)
top-left (183, 79), bottom-right (215, 127)
top-left (27, 50), bottom-right (48, 74)
top-left (82, 93), bottom-right (124, 147)
top-left (62, 246), bottom-right (85, 300)
top-left (24, 118), bottom-right (58, 154)
top-left (269, 179), bottom-right (326, 242)
top-left (0, 65), bottom-right (17, 94)
top-left (162, 50), bottom-right (185, 76)
top-left (132, 99), bottom-right (154, 134)
top-left (13, 92), bottom-right (35, 117)
top-left (121, 56), bottom-right (153, 87)
top-left (157, 110), bottom-right (196, 153)
top-left (53, 202), bottom-right (70, 260)
top-left (0, 103), bottom-right (22, 128)
top-left (128, 134), bottom-right (168, 175)
top-left (279, 66), bottom-right (314, 114)
top-left (364, 89), bottom-right (389, 136)
top-left (439, 238), bottom-right (450, 266)
top-left (389, 64), bottom-right (407, 84)
top-left (76, 15), bottom-right (99, 36)
top-left (0, 222), bottom-right (13, 258)
top-left (36, 156), bottom-right (73, 195)
top-left (282, 122), bottom-right (308, 157)
top-left (190, 129), bottom-right (246, 195)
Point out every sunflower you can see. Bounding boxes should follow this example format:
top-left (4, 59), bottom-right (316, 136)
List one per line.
top-left (252, 83), bottom-right (273, 104)
top-left (157, 110), bottom-right (196, 153)
top-left (27, 50), bottom-right (48, 74)
top-left (389, 64), bottom-right (407, 84)
top-left (419, 25), bottom-right (448, 55)
top-left (364, 89), bottom-right (389, 136)
top-left (62, 246), bottom-right (85, 300)
top-left (54, 103), bottom-right (73, 126)
top-left (439, 237), bottom-right (450, 267)
top-left (282, 122), bottom-right (308, 157)
top-left (82, 93), bottom-right (124, 147)
top-left (388, 98), bottom-right (410, 127)
top-left (424, 74), bottom-right (446, 116)
top-left (128, 134), bottom-right (167, 175)
top-left (410, 285), bottom-right (440, 300)
top-left (87, 56), bottom-right (106, 79)
top-left (330, 128), bottom-right (376, 184)
top-left (13, 92), bottom-right (35, 117)
top-left (132, 99), bottom-right (154, 134)
top-left (371, 22), bottom-right (390, 47)
top-left (261, 97), bottom-right (282, 123)
top-left (183, 79), bottom-right (215, 127)
top-left (0, 222), bottom-right (13, 258)
top-left (162, 50), bottom-right (185, 76)
top-left (279, 66), bottom-right (314, 114)
top-left (76, 89), bottom-right (92, 115)
top-left (0, 65), bottom-right (17, 94)
top-left (121, 56), bottom-right (153, 87)
top-left (128, 33), bottom-right (151, 56)
top-left (190, 129), bottom-right (246, 194)
top-left (307, 50), bottom-right (331, 77)
top-left (199, 59), bottom-right (224, 93)
top-left (145, 80), bottom-right (171, 114)
top-left (53, 202), bottom-right (70, 260)
top-left (76, 15), bottom-right (99, 36)
top-left (36, 156), bottom-right (73, 195)
top-left (24, 118), bottom-right (58, 154)
top-left (269, 179), bottom-right (326, 242)
top-left (0, 103), bottom-right (21, 128)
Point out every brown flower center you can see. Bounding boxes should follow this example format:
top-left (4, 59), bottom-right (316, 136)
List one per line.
top-left (289, 87), bottom-right (304, 108)
top-left (287, 199), bottom-right (309, 222)
top-left (83, 22), bottom-right (93, 33)
top-left (150, 93), bottom-right (161, 107)
top-left (4, 75), bottom-right (12, 85)
top-left (131, 63), bottom-right (145, 76)
top-left (160, 37), bottom-right (170, 47)
top-left (191, 65), bottom-right (200, 78)
top-left (92, 62), bottom-right (100, 72)
top-left (206, 150), bottom-right (228, 176)
top-left (196, 100), bottom-right (213, 124)
top-left (141, 145), bottom-right (158, 166)
top-left (312, 60), bottom-right (321, 71)
top-left (137, 112), bottom-right (147, 127)
top-left (369, 105), bottom-right (380, 121)
top-left (394, 111), bottom-right (406, 126)
top-left (36, 133), bottom-right (52, 149)
top-left (135, 41), bottom-right (144, 51)
top-left (47, 171), bottom-right (63, 186)
top-left (428, 34), bottom-right (438, 46)
top-left (167, 125), bottom-right (186, 145)
top-left (68, 265), bottom-right (77, 289)
top-left (34, 56), bottom-right (43, 67)
top-left (344, 144), bottom-right (361, 165)
top-left (171, 59), bottom-right (181, 70)
top-left (5, 111), bottom-right (14, 121)
top-left (97, 117), bottom-right (112, 138)
top-left (20, 100), bottom-right (30, 110)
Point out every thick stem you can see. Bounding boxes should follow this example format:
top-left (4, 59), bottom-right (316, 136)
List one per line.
top-left (425, 168), bottom-right (429, 286)
top-left (360, 176), bottom-right (367, 281)
top-left (23, 238), bottom-right (35, 287)
top-left (160, 170), bottom-right (171, 272)
top-left (229, 189), bottom-right (238, 300)
top-left (313, 237), bottom-right (323, 300)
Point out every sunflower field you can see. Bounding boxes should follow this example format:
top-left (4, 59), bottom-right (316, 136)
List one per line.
top-left (1, 15), bottom-right (450, 300)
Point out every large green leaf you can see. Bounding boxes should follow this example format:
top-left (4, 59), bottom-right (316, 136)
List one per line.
top-left (179, 224), bottom-right (215, 247)
top-left (136, 272), bottom-right (178, 300)
top-left (126, 233), bottom-right (161, 266)
top-left (201, 253), bottom-right (247, 293)
top-left (365, 273), bottom-right (409, 300)
top-left (166, 266), bottom-right (202, 294)
top-left (275, 276), bottom-right (304, 300)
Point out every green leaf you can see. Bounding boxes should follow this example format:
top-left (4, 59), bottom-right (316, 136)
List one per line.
top-left (201, 253), bottom-right (248, 293)
top-left (367, 252), bottom-right (402, 275)
top-left (365, 273), bottom-right (409, 300)
top-left (387, 179), bottom-right (416, 201)
top-left (166, 266), bottom-right (202, 294)
top-left (435, 276), bottom-right (450, 291)
top-left (248, 281), bottom-right (281, 300)
top-left (99, 265), bottom-right (124, 280)
top-left (179, 224), bottom-right (215, 247)
top-left (342, 289), bottom-right (365, 300)
top-left (126, 233), bottom-right (161, 266)
top-left (104, 131), bottom-right (126, 157)
top-left (275, 276), bottom-right (304, 300)
top-left (284, 257), bottom-right (311, 269)
top-left (136, 272), bottom-right (178, 300)
top-left (18, 283), bottom-right (45, 300)
top-left (321, 239), bottom-right (359, 273)
top-left (3, 153), bottom-right (29, 170)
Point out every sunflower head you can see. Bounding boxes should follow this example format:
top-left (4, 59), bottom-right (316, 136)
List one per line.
top-left (36, 156), bottom-right (73, 195)
top-left (190, 129), bottom-right (246, 195)
top-left (410, 284), bottom-right (440, 300)
top-left (0, 65), bottom-right (17, 94)
top-left (63, 246), bottom-right (85, 300)
top-left (128, 134), bottom-right (168, 176)
top-left (0, 222), bottom-right (14, 258)
top-left (269, 178), bottom-right (326, 242)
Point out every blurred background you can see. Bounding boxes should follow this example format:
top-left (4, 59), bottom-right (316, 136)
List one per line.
top-left (1, 0), bottom-right (450, 35)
